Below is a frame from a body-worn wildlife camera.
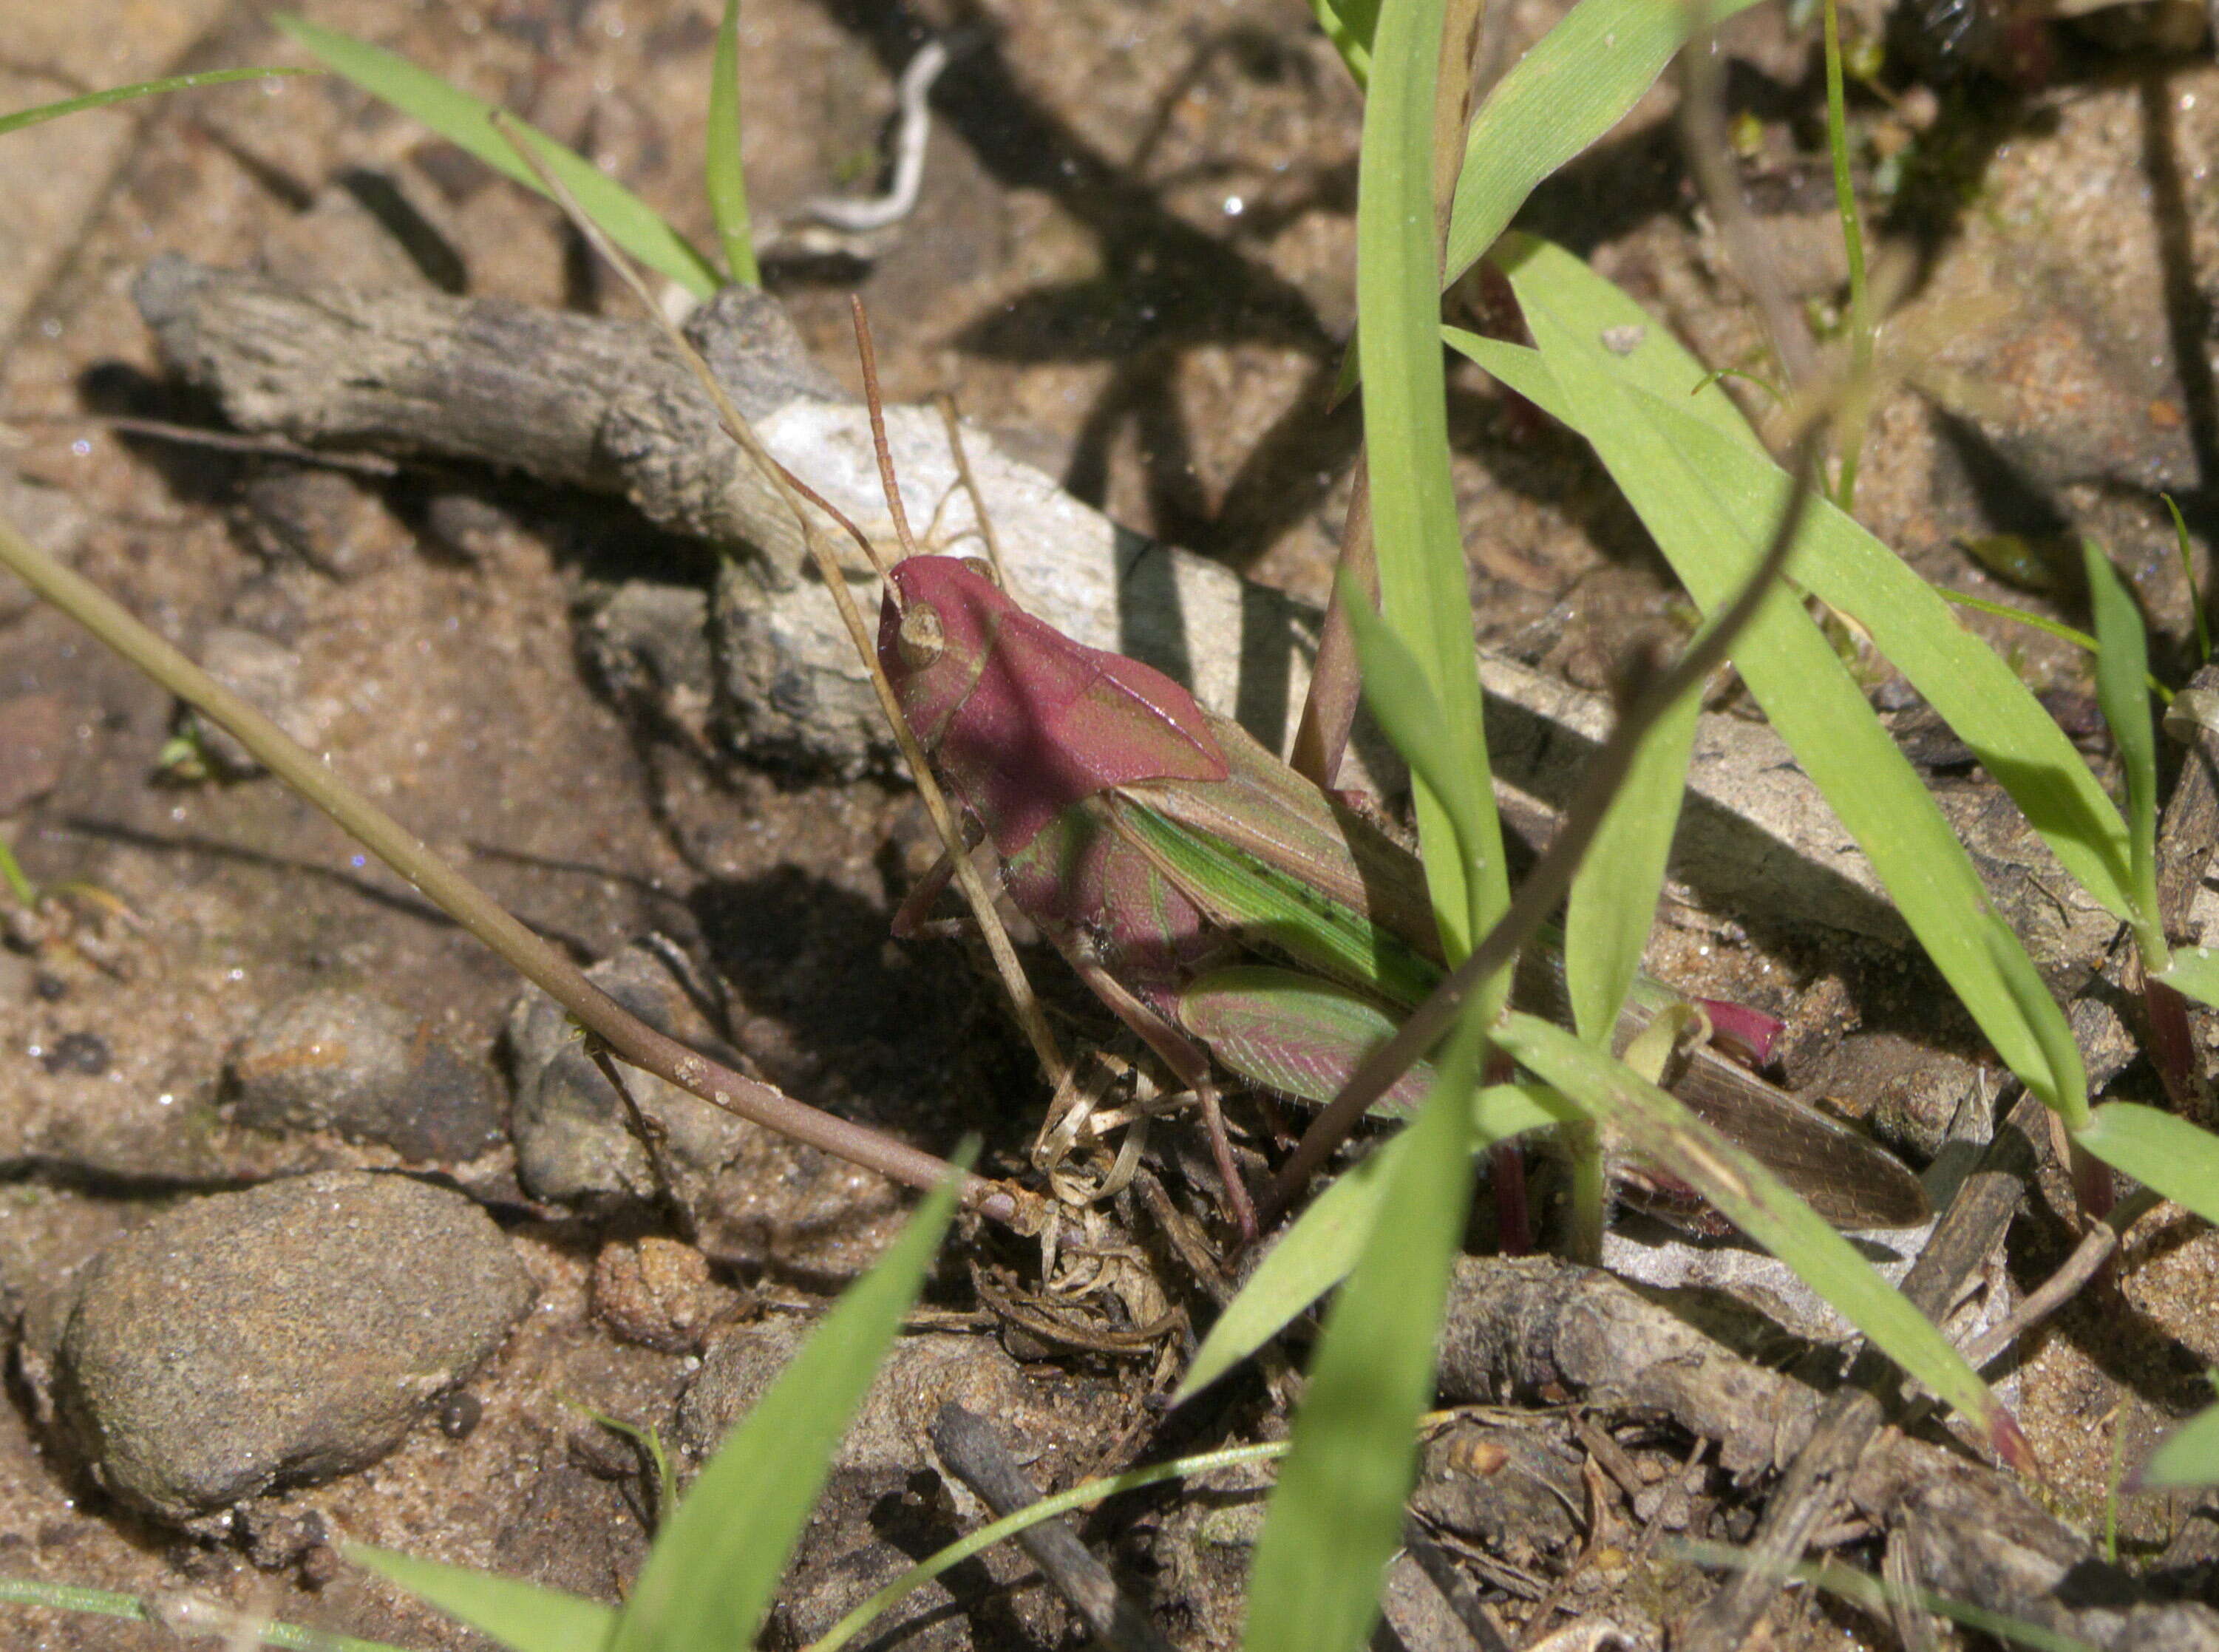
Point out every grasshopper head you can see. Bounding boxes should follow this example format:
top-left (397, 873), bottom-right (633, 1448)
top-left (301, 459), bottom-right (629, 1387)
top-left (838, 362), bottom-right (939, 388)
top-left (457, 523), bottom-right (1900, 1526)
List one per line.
top-left (877, 555), bottom-right (1227, 853)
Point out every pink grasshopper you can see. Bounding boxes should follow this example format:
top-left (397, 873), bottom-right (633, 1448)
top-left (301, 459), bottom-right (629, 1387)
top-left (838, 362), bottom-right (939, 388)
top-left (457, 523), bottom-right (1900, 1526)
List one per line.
top-left (873, 553), bottom-right (1930, 1242)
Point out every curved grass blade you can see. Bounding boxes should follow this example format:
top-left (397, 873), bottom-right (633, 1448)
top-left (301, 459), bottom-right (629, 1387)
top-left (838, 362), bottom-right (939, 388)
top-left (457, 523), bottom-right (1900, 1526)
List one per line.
top-left (1460, 237), bottom-right (2135, 924)
top-left (346, 1549), bottom-right (615, 1652)
top-left (608, 1150), bottom-right (971, 1652)
top-left (1176, 1081), bottom-right (1560, 1404)
top-left (1563, 671), bottom-right (1699, 1050)
top-left (1310, 0), bottom-right (1381, 83)
top-left (1496, 1013), bottom-right (2004, 1439)
top-left (1486, 269), bottom-right (2090, 1117)
top-left (707, 0), bottom-right (758, 286)
top-left (0, 67), bottom-right (313, 138)
top-left (2141, 1401), bottom-right (2219, 1489)
top-left (273, 15), bottom-right (718, 299)
top-left (2073, 1101), bottom-right (2219, 1227)
top-left (1241, 1012), bottom-right (1482, 1652)
top-left (1441, 0), bottom-right (1764, 287)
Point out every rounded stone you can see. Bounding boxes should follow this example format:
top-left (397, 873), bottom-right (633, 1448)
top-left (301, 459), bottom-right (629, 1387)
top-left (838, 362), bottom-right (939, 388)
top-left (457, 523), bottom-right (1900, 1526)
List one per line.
top-left (55, 1170), bottom-right (534, 1525)
top-left (228, 988), bottom-right (503, 1163)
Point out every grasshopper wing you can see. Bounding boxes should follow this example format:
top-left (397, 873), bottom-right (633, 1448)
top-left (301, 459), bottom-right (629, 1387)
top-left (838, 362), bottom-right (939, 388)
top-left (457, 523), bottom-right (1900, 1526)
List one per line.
top-left (1180, 965), bottom-right (1441, 1116)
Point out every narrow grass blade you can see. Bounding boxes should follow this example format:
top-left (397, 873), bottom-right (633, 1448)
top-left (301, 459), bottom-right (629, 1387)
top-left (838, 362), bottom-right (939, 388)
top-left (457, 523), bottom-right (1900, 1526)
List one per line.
top-left (1311, 0), bottom-right (1381, 82)
top-left (1241, 1013), bottom-right (1482, 1652)
top-left (0, 67), bottom-right (313, 137)
top-left (2141, 1401), bottom-right (2219, 1489)
top-left (1563, 673), bottom-right (1699, 1047)
top-left (1502, 271), bottom-right (2090, 1115)
top-left (2074, 1102), bottom-right (2219, 1227)
top-left (1339, 574), bottom-right (1493, 923)
top-left (2164, 494), bottom-right (2210, 664)
top-left (1496, 1013), bottom-right (2003, 1437)
top-left (2083, 540), bottom-right (2165, 956)
top-left (1458, 236), bottom-right (2136, 924)
top-left (1176, 1083), bottom-right (1559, 1404)
top-left (1441, 0), bottom-right (1764, 286)
top-left (706, 0), bottom-right (758, 286)
top-left (347, 1548), bottom-right (615, 1652)
top-left (0, 1577), bottom-right (409, 1652)
top-left (1353, 0), bottom-right (1504, 959)
top-left (273, 15), bottom-right (718, 298)
top-left (806, 1440), bottom-right (1293, 1652)
top-left (608, 1152), bottom-right (971, 1652)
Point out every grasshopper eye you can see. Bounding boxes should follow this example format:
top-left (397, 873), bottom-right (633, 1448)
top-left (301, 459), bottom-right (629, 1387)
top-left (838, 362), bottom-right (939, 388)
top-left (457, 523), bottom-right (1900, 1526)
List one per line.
top-left (897, 602), bottom-right (945, 670)
top-left (956, 555), bottom-right (998, 587)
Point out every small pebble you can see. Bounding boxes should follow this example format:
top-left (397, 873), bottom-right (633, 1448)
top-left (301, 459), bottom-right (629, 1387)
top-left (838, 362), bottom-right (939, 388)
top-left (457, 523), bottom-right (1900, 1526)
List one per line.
top-left (40, 1031), bottom-right (109, 1076)
top-left (436, 1392), bottom-right (480, 1440)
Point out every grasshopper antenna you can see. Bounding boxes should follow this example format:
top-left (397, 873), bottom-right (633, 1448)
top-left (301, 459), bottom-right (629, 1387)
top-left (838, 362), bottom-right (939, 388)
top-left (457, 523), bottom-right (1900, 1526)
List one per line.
top-left (934, 391), bottom-right (1018, 597)
top-left (851, 296), bottom-right (921, 563)
top-left (489, 114), bottom-right (1072, 1116)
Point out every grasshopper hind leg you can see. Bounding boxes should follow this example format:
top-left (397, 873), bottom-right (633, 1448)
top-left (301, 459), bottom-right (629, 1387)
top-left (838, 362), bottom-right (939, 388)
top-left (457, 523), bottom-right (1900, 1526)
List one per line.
top-left (1064, 953), bottom-right (1259, 1241)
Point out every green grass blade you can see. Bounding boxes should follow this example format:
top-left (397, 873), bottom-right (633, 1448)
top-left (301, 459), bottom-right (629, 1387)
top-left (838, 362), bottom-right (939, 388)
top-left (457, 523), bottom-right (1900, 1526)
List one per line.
top-left (1483, 259), bottom-right (2096, 1117)
top-left (1311, 0), bottom-right (1379, 83)
top-left (2141, 1401), bottom-right (2219, 1489)
top-left (0, 67), bottom-right (315, 138)
top-left (1241, 1012), bottom-right (1482, 1652)
top-left (1563, 673), bottom-right (1699, 1047)
top-left (347, 1547), bottom-right (616, 1652)
top-left (706, 0), bottom-right (758, 286)
top-left (273, 15), bottom-right (718, 299)
top-left (806, 1440), bottom-right (1294, 1652)
top-left (1176, 1082), bottom-right (1560, 1404)
top-left (2083, 541), bottom-right (2165, 956)
top-left (1338, 574), bottom-right (1494, 936)
top-left (1441, 0), bottom-right (1764, 287)
top-left (2164, 494), bottom-right (2210, 664)
top-left (1496, 1013), bottom-right (2005, 1438)
top-left (2156, 946), bottom-right (2219, 1009)
top-left (2074, 1102), bottom-right (2219, 1228)
top-left (0, 1576), bottom-right (410, 1651)
top-left (1459, 237), bottom-right (2137, 925)
top-left (1353, 0), bottom-right (1504, 962)
top-left (608, 1151), bottom-right (971, 1652)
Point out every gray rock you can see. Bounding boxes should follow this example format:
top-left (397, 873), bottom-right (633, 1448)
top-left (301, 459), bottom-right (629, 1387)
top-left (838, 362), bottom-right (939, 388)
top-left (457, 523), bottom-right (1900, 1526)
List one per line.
top-left (53, 1170), bottom-right (533, 1526)
top-left (505, 941), bottom-right (908, 1268)
top-left (580, 581), bottom-right (713, 745)
top-left (228, 987), bottom-right (503, 1163)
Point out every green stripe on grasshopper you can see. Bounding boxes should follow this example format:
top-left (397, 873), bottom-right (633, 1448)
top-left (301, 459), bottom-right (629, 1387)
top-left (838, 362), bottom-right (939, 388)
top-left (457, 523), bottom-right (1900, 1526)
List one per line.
top-left (1113, 797), bottom-right (1445, 1011)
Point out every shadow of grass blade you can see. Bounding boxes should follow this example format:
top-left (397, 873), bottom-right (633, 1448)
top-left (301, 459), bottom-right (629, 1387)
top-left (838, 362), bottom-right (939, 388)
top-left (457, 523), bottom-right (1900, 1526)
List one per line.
top-left (1241, 1013), bottom-right (1482, 1652)
top-left (1441, 0), bottom-right (1765, 288)
top-left (1175, 1083), bottom-right (1559, 1404)
top-left (707, 0), bottom-right (758, 286)
top-left (273, 14), bottom-right (718, 299)
top-left (1468, 237), bottom-right (2135, 925)
top-left (347, 1548), bottom-right (616, 1652)
top-left (1503, 260), bottom-right (2085, 1118)
top-left (0, 67), bottom-right (314, 138)
top-left (1496, 1013), bottom-right (2001, 1435)
top-left (608, 1149), bottom-right (972, 1652)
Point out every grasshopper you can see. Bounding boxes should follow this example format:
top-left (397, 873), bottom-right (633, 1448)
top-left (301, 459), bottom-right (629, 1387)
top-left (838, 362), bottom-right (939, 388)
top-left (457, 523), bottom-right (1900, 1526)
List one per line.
top-left (874, 551), bottom-right (1930, 1241)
